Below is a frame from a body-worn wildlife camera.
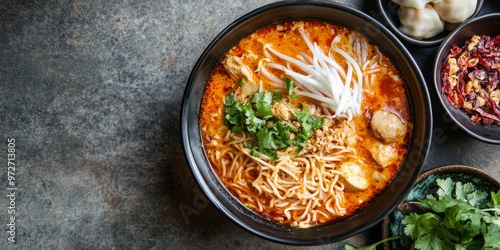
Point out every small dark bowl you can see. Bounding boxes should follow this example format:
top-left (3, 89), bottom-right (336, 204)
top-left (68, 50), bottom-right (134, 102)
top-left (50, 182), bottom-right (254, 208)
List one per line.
top-left (377, 0), bottom-right (484, 47)
top-left (181, 0), bottom-right (432, 245)
top-left (433, 13), bottom-right (500, 144)
top-left (382, 164), bottom-right (500, 249)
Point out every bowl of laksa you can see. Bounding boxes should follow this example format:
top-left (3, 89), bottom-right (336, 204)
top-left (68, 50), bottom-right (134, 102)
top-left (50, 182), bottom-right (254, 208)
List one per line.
top-left (181, 0), bottom-right (432, 245)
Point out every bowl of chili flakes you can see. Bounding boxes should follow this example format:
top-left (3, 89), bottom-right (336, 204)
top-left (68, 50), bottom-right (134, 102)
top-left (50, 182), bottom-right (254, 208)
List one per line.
top-left (434, 13), bottom-right (500, 144)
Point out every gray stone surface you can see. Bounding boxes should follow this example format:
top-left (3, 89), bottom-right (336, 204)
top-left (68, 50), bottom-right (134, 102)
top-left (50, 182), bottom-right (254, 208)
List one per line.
top-left (1, 0), bottom-right (498, 249)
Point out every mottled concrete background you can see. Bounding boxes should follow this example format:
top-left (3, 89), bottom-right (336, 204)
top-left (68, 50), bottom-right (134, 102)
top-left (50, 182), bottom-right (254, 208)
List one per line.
top-left (1, 0), bottom-right (499, 249)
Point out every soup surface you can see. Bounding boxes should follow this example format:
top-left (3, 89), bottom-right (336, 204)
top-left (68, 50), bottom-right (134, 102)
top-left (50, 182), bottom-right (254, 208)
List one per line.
top-left (200, 21), bottom-right (412, 228)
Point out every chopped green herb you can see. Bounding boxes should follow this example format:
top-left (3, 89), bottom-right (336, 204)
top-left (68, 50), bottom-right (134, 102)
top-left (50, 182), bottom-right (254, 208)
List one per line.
top-left (237, 78), bottom-right (245, 87)
top-left (223, 83), bottom-right (323, 160)
top-left (251, 148), bottom-right (259, 157)
top-left (284, 77), bottom-right (299, 99)
top-left (243, 141), bottom-right (253, 149)
top-left (402, 177), bottom-right (500, 250)
top-left (252, 91), bottom-right (274, 119)
top-left (344, 177), bottom-right (500, 250)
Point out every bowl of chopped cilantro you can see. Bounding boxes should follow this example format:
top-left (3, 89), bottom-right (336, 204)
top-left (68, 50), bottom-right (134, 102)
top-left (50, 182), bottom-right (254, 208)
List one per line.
top-left (434, 13), bottom-right (500, 144)
top-left (375, 164), bottom-right (500, 250)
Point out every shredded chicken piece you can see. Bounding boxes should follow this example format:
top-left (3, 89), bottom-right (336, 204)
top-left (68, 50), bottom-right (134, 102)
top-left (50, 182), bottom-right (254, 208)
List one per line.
top-left (223, 55), bottom-right (259, 99)
top-left (223, 56), bottom-right (254, 84)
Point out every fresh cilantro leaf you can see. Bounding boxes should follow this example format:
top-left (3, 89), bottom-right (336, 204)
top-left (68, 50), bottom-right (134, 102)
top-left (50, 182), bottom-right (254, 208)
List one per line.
top-left (303, 116), bottom-right (323, 138)
top-left (402, 212), bottom-right (441, 239)
top-left (311, 115), bottom-right (324, 130)
top-left (272, 92), bottom-right (283, 103)
top-left (402, 178), bottom-right (500, 250)
top-left (255, 101), bottom-right (273, 119)
top-left (442, 202), bottom-right (483, 240)
top-left (230, 125), bottom-right (242, 133)
top-left (276, 120), bottom-right (297, 133)
top-left (223, 88), bottom-right (323, 160)
top-left (482, 223), bottom-right (500, 249)
top-left (350, 178), bottom-right (500, 250)
top-left (492, 190), bottom-right (500, 208)
top-left (251, 91), bottom-right (272, 105)
top-left (454, 181), bottom-right (489, 207)
top-left (467, 190), bottom-right (489, 208)
top-left (243, 141), bottom-right (253, 148)
top-left (436, 178), bottom-right (455, 200)
top-left (225, 92), bottom-right (237, 106)
top-left (247, 116), bottom-right (265, 134)
top-left (250, 91), bottom-right (276, 120)
top-left (301, 122), bottom-right (313, 137)
top-left (255, 127), bottom-right (277, 150)
top-left (491, 190), bottom-right (500, 218)
top-left (251, 148), bottom-right (259, 157)
top-left (464, 239), bottom-right (486, 250)
top-left (421, 197), bottom-right (458, 213)
top-left (284, 77), bottom-right (299, 99)
top-left (242, 103), bottom-right (254, 119)
top-left (413, 226), bottom-right (453, 250)
top-left (292, 105), bottom-right (310, 123)
top-left (224, 93), bottom-right (245, 132)
top-left (455, 181), bottom-right (475, 202)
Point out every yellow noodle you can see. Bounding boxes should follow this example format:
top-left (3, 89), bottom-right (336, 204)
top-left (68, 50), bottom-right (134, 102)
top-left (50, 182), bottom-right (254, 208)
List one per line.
top-left (201, 20), bottom-right (411, 228)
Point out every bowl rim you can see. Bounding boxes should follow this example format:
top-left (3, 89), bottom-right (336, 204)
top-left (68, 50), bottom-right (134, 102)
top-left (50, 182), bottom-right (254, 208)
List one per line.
top-left (181, 0), bottom-right (433, 245)
top-left (376, 0), bottom-right (485, 47)
top-left (432, 13), bottom-right (500, 145)
top-left (416, 164), bottom-right (500, 185)
top-left (381, 164), bottom-right (500, 249)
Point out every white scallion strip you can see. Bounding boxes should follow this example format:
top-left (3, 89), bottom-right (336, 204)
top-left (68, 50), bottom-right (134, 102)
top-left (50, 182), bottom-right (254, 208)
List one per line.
top-left (261, 28), bottom-right (364, 120)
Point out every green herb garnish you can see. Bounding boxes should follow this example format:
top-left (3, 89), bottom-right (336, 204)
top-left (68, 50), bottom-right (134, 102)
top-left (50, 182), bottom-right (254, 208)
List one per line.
top-left (224, 79), bottom-right (323, 160)
top-left (284, 77), bottom-right (299, 99)
top-left (237, 78), bottom-right (245, 87)
top-left (345, 177), bottom-right (500, 250)
top-left (403, 178), bottom-right (500, 250)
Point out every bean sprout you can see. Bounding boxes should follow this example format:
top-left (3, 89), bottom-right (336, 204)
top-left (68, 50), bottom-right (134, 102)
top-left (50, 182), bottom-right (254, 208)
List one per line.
top-left (261, 28), bottom-right (364, 120)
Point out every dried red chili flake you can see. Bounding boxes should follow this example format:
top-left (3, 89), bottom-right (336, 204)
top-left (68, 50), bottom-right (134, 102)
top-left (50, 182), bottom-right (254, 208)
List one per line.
top-left (440, 34), bottom-right (500, 126)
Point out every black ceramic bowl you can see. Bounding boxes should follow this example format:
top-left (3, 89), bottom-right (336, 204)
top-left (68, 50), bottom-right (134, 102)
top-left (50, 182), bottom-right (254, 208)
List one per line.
top-left (377, 0), bottom-right (484, 47)
top-left (181, 0), bottom-right (432, 245)
top-left (433, 13), bottom-right (500, 144)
